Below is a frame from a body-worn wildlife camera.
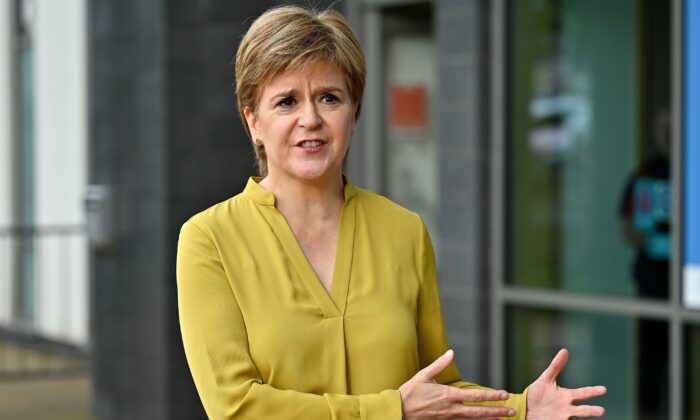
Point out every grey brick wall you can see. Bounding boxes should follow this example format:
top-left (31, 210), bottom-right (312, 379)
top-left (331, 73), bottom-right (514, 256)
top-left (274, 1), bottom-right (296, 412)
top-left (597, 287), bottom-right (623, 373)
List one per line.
top-left (90, 0), bottom-right (171, 418)
top-left (435, 0), bottom-right (491, 385)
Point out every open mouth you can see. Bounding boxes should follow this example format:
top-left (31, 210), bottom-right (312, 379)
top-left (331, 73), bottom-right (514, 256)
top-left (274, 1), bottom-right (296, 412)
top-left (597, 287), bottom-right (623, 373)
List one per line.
top-left (296, 140), bottom-right (326, 149)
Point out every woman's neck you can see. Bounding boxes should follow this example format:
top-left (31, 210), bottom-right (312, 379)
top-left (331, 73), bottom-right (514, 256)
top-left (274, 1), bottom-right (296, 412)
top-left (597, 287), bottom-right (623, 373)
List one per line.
top-left (259, 173), bottom-right (345, 222)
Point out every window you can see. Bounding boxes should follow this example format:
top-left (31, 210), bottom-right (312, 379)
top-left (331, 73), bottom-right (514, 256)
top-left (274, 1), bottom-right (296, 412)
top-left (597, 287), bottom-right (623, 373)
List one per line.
top-left (507, 0), bottom-right (671, 299)
top-left (497, 1), bottom-right (680, 418)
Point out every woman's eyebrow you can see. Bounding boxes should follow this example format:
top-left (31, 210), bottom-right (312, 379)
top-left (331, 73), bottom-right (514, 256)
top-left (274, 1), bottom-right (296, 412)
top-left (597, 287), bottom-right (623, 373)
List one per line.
top-left (270, 89), bottom-right (295, 101)
top-left (314, 85), bottom-right (344, 94)
top-left (268, 85), bottom-right (345, 102)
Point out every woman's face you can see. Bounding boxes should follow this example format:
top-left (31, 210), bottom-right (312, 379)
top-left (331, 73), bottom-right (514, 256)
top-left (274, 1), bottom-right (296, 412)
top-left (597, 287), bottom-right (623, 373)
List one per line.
top-left (245, 62), bottom-right (356, 184)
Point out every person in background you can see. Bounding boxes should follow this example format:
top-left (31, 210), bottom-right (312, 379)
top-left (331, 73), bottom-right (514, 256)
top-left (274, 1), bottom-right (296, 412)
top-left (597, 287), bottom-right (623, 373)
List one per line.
top-left (620, 109), bottom-right (671, 299)
top-left (177, 5), bottom-right (607, 419)
top-left (619, 109), bottom-right (671, 419)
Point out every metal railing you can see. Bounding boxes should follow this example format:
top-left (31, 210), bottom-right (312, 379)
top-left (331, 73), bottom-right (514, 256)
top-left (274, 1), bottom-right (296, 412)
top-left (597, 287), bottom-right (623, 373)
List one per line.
top-left (0, 328), bottom-right (88, 380)
top-left (0, 224), bottom-right (90, 381)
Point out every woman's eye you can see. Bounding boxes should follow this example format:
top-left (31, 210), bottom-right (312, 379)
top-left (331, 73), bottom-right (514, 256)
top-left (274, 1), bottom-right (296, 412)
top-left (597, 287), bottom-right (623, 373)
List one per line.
top-left (277, 97), bottom-right (296, 108)
top-left (321, 94), bottom-right (339, 104)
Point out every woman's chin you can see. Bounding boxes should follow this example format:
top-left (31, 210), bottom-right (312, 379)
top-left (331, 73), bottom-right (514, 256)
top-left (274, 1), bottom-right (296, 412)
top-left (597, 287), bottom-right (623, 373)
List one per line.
top-left (288, 164), bottom-right (341, 183)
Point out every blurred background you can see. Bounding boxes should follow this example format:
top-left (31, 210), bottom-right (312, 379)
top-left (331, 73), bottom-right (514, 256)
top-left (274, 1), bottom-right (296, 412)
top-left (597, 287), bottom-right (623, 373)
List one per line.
top-left (0, 0), bottom-right (699, 419)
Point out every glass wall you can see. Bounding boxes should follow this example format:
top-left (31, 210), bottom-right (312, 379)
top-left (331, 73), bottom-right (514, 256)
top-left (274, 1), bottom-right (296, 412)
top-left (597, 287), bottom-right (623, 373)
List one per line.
top-left (505, 1), bottom-right (673, 418)
top-left (508, 307), bottom-right (671, 419)
top-left (508, 0), bottom-right (671, 299)
top-left (507, 307), bottom-right (671, 418)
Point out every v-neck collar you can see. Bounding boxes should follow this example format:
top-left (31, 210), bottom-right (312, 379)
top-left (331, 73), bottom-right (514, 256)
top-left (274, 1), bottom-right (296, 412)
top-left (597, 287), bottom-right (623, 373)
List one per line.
top-left (243, 176), bottom-right (357, 318)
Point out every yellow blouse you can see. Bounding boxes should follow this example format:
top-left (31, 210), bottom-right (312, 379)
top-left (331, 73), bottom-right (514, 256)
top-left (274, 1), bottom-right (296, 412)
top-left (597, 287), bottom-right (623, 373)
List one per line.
top-left (177, 177), bottom-right (527, 419)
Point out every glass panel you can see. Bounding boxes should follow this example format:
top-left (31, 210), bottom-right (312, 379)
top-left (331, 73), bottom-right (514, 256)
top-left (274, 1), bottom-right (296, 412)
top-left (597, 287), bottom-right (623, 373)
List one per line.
top-left (686, 326), bottom-right (700, 418)
top-left (382, 5), bottom-right (439, 247)
top-left (507, 306), bottom-right (668, 419)
top-left (508, 0), bottom-right (672, 298)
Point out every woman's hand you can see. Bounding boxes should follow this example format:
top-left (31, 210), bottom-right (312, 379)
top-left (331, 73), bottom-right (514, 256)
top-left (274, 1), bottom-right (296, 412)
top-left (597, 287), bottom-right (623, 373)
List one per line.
top-left (399, 350), bottom-right (517, 419)
top-left (526, 349), bottom-right (607, 419)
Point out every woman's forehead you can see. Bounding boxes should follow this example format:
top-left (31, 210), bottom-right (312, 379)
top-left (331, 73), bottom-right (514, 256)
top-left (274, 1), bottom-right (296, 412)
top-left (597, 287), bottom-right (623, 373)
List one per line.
top-left (266, 62), bottom-right (345, 86)
top-left (262, 62), bottom-right (348, 93)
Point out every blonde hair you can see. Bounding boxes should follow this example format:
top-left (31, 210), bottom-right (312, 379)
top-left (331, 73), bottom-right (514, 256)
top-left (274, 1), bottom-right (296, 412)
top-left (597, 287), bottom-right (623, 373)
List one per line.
top-left (235, 5), bottom-right (366, 176)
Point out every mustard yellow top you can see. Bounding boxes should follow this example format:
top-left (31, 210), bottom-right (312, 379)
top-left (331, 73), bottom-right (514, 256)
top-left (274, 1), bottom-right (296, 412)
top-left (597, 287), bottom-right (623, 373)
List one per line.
top-left (177, 177), bottom-right (527, 419)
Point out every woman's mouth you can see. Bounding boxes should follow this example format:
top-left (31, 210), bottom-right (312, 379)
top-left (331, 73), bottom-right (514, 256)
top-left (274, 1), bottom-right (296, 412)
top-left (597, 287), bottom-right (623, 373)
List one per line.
top-left (296, 140), bottom-right (326, 153)
top-left (299, 140), bottom-right (323, 148)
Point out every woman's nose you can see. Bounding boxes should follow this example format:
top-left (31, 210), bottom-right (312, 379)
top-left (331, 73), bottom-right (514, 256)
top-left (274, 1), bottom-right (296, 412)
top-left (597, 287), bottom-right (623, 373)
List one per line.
top-left (298, 102), bottom-right (322, 129)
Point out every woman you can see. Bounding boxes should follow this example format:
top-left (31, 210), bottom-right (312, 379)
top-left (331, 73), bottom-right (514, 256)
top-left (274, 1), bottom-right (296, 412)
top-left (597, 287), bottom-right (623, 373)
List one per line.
top-left (177, 6), bottom-right (606, 419)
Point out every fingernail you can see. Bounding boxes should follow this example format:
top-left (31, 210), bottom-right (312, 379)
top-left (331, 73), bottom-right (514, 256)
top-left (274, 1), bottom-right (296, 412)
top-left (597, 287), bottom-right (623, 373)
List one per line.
top-left (443, 349), bottom-right (454, 358)
top-left (508, 409), bottom-right (516, 416)
top-left (500, 391), bottom-right (509, 400)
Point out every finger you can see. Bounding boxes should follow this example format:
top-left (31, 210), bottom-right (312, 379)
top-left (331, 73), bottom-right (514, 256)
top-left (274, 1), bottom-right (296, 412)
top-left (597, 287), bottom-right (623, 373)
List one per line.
top-left (569, 385), bottom-right (607, 402)
top-left (539, 348), bottom-right (569, 383)
top-left (570, 404), bottom-right (606, 417)
top-left (455, 405), bottom-right (516, 418)
top-left (466, 418), bottom-right (502, 420)
top-left (451, 388), bottom-right (510, 403)
top-left (417, 349), bottom-right (454, 382)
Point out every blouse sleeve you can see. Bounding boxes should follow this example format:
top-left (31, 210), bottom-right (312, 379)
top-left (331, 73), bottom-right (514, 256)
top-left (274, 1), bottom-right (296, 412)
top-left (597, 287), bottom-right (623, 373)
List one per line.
top-left (414, 218), bottom-right (528, 419)
top-left (176, 220), bottom-right (402, 420)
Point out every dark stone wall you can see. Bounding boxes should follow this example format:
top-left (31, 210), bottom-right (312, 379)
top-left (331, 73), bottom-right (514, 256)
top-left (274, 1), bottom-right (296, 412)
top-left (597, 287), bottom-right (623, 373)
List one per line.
top-left (166, 2), bottom-right (276, 418)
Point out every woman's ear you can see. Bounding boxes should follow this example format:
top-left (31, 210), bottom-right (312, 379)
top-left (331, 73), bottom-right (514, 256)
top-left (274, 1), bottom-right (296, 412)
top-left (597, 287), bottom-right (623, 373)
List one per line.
top-left (244, 107), bottom-right (259, 138)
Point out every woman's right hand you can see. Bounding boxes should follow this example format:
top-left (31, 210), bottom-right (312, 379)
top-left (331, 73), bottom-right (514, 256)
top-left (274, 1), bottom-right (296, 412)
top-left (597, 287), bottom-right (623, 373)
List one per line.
top-left (399, 350), bottom-right (517, 420)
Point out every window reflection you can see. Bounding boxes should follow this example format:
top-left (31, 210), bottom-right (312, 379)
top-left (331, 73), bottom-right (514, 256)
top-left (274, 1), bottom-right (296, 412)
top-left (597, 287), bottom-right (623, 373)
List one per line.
top-left (508, 0), bottom-right (672, 299)
top-left (618, 110), bottom-right (671, 299)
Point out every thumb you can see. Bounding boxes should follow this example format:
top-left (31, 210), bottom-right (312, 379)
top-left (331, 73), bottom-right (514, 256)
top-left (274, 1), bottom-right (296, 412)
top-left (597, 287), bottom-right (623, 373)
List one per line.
top-left (417, 349), bottom-right (454, 382)
top-left (539, 348), bottom-right (569, 383)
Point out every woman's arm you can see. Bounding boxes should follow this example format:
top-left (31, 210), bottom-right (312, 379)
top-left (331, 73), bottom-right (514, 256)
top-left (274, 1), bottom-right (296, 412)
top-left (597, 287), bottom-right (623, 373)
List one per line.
top-left (177, 220), bottom-right (401, 419)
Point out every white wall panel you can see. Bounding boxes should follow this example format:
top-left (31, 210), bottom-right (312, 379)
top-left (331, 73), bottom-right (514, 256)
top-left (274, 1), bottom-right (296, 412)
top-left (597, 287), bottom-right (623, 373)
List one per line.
top-left (35, 235), bottom-right (89, 345)
top-left (34, 0), bottom-right (87, 226)
top-left (0, 0), bottom-right (15, 325)
top-left (68, 236), bottom-right (88, 344)
top-left (31, 0), bottom-right (89, 345)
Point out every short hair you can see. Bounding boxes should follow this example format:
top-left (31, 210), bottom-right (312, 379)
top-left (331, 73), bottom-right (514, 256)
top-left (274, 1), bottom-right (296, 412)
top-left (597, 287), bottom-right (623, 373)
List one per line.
top-left (235, 5), bottom-right (366, 176)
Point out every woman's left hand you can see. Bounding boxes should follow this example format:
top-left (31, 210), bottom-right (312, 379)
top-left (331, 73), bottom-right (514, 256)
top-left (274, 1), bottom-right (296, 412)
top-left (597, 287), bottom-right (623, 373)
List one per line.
top-left (526, 349), bottom-right (607, 420)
